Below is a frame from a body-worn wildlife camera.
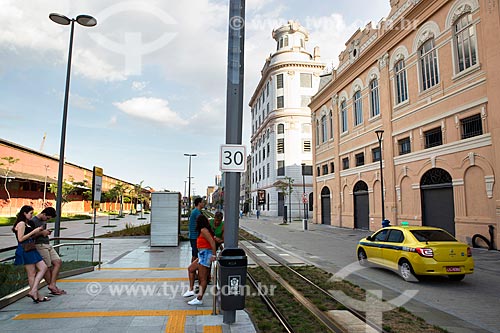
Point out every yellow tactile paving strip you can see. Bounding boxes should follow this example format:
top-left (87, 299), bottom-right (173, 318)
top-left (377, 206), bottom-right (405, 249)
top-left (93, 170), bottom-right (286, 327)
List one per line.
top-left (98, 267), bottom-right (187, 271)
top-left (57, 278), bottom-right (188, 282)
top-left (14, 309), bottom-right (214, 333)
top-left (14, 309), bottom-right (211, 320)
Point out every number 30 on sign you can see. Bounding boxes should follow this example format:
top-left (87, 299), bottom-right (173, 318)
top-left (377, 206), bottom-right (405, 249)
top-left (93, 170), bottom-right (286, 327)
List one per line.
top-left (220, 144), bottom-right (247, 172)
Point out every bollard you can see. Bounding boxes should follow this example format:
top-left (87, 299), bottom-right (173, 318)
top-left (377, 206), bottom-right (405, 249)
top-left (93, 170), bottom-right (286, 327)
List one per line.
top-left (302, 219), bottom-right (308, 230)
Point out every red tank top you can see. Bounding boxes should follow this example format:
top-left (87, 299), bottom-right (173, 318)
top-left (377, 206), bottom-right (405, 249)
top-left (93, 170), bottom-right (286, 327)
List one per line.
top-left (196, 229), bottom-right (214, 250)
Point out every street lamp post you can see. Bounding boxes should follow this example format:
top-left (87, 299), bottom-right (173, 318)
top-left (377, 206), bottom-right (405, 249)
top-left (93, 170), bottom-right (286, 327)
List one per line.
top-left (301, 163), bottom-right (308, 230)
top-left (375, 130), bottom-right (385, 224)
top-left (43, 165), bottom-right (49, 206)
top-left (184, 154), bottom-right (197, 211)
top-left (50, 13), bottom-right (97, 238)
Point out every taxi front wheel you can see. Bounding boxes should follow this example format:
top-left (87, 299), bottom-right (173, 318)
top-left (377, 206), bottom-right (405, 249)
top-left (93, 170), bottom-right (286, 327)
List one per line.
top-left (399, 259), bottom-right (419, 282)
top-left (357, 249), bottom-right (368, 266)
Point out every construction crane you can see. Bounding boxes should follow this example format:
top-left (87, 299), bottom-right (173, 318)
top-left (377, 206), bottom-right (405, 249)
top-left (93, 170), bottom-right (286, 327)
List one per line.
top-left (39, 132), bottom-right (46, 152)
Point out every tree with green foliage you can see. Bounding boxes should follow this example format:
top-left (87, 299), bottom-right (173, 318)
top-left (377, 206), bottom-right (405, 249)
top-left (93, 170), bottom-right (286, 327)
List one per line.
top-left (110, 182), bottom-right (129, 217)
top-left (0, 156), bottom-right (20, 216)
top-left (49, 176), bottom-right (79, 207)
top-left (276, 176), bottom-right (294, 221)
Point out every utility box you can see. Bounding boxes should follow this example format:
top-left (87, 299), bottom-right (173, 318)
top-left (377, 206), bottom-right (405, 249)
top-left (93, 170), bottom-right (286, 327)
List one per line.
top-left (150, 192), bottom-right (181, 246)
top-left (218, 248), bottom-right (247, 310)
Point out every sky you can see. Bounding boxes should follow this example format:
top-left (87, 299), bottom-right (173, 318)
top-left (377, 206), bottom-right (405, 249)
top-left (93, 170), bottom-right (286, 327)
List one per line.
top-left (0, 0), bottom-right (391, 196)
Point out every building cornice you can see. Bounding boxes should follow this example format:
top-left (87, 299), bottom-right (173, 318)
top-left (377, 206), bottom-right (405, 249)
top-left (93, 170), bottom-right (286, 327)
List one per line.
top-left (393, 134), bottom-right (492, 166)
top-left (311, 0), bottom-right (448, 108)
top-left (249, 60), bottom-right (326, 106)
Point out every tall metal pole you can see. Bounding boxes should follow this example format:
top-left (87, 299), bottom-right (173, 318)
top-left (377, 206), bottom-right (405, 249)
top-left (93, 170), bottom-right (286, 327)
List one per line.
top-left (301, 164), bottom-right (306, 220)
top-left (288, 177), bottom-right (291, 223)
top-left (54, 20), bottom-right (75, 238)
top-left (184, 154), bottom-right (196, 210)
top-left (376, 130), bottom-right (385, 222)
top-left (223, 0), bottom-right (245, 324)
top-left (43, 165), bottom-right (49, 206)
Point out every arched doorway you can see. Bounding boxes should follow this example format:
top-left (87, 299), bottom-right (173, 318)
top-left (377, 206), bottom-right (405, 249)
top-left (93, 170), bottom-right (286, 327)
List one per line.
top-left (321, 187), bottom-right (331, 225)
top-left (420, 168), bottom-right (455, 235)
top-left (354, 181), bottom-right (369, 230)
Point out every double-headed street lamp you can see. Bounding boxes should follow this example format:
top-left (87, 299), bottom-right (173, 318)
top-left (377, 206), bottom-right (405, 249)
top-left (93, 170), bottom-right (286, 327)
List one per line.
top-left (184, 154), bottom-right (197, 210)
top-left (50, 13), bottom-right (97, 238)
top-left (375, 130), bottom-right (385, 224)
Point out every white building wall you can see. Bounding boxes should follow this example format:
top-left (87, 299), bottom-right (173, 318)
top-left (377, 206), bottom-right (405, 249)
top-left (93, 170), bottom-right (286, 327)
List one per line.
top-left (249, 21), bottom-right (324, 219)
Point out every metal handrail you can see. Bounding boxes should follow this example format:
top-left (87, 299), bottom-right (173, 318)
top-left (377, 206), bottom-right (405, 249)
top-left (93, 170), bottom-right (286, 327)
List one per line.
top-left (53, 242), bottom-right (102, 270)
top-left (0, 241), bottom-right (102, 269)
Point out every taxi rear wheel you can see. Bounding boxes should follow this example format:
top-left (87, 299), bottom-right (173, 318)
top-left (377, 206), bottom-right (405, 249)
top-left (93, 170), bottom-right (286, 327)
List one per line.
top-left (399, 259), bottom-right (418, 282)
top-left (357, 248), bottom-right (368, 266)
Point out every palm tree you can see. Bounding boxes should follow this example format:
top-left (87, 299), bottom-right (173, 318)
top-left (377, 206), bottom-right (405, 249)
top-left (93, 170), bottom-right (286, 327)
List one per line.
top-left (0, 156), bottom-right (20, 216)
top-left (111, 182), bottom-right (128, 217)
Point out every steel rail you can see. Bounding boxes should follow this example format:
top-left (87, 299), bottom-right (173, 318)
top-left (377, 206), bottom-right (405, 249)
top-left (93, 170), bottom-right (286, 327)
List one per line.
top-left (246, 238), bottom-right (391, 333)
top-left (239, 241), bottom-right (347, 333)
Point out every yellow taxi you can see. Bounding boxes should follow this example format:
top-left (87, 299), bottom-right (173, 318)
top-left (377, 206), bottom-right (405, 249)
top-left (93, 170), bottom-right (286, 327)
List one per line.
top-left (356, 225), bottom-right (474, 281)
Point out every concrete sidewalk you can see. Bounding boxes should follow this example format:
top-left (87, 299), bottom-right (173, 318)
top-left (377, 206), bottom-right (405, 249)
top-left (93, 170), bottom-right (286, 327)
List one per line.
top-left (0, 240), bottom-right (256, 333)
top-left (0, 213), bottom-right (151, 248)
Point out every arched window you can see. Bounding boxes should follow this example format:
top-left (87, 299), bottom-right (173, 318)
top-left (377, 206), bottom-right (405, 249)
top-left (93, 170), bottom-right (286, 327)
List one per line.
top-left (277, 123), bottom-right (284, 134)
top-left (321, 115), bottom-right (327, 143)
top-left (420, 39), bottom-right (439, 90)
top-left (454, 13), bottom-right (477, 72)
top-left (341, 101), bottom-right (348, 133)
top-left (315, 120), bottom-right (320, 145)
top-left (353, 90), bottom-right (363, 126)
top-left (369, 79), bottom-right (380, 117)
top-left (394, 59), bottom-right (408, 104)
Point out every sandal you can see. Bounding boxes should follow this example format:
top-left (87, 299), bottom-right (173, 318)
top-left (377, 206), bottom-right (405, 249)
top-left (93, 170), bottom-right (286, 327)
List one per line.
top-left (48, 287), bottom-right (67, 295)
top-left (28, 294), bottom-right (39, 303)
top-left (37, 297), bottom-right (51, 302)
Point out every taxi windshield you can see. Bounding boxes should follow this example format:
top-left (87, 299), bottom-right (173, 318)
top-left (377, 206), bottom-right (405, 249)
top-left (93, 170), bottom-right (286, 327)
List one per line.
top-left (410, 230), bottom-right (457, 242)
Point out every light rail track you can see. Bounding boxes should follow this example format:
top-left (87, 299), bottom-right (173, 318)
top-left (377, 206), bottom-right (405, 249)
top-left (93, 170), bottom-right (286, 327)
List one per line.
top-left (240, 235), bottom-right (390, 333)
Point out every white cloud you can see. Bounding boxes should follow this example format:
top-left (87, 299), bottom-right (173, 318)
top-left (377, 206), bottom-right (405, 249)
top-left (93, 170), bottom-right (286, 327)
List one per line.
top-left (132, 81), bottom-right (148, 91)
top-left (189, 98), bottom-right (226, 133)
top-left (113, 97), bottom-right (188, 126)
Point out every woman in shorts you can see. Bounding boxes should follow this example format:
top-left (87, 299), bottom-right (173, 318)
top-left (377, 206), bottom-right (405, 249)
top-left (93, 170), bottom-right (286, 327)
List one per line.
top-left (184, 214), bottom-right (216, 305)
top-left (12, 205), bottom-right (49, 303)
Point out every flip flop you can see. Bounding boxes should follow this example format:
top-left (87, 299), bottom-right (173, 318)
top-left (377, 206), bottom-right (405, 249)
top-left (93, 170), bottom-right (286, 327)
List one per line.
top-left (28, 294), bottom-right (39, 303)
top-left (48, 287), bottom-right (67, 295)
top-left (37, 297), bottom-right (51, 302)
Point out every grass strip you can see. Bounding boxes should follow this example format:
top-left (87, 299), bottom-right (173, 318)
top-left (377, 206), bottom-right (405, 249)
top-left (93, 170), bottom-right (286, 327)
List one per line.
top-left (273, 266), bottom-right (447, 333)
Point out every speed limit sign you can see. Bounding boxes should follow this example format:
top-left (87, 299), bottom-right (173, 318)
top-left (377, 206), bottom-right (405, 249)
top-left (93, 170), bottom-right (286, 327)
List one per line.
top-left (220, 144), bottom-right (247, 172)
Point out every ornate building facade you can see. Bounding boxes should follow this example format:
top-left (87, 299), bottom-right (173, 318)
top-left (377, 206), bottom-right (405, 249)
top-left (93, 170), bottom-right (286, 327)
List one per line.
top-left (310, 0), bottom-right (500, 246)
top-left (249, 21), bottom-right (325, 218)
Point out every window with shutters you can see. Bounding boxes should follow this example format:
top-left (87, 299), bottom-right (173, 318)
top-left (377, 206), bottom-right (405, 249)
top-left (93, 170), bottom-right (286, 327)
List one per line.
top-left (277, 74), bottom-right (284, 89)
top-left (303, 140), bottom-right (311, 152)
top-left (277, 138), bottom-right (285, 154)
top-left (277, 123), bottom-right (284, 134)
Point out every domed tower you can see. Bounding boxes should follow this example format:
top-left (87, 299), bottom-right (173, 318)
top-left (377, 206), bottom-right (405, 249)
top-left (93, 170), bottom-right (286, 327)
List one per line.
top-left (248, 20), bottom-right (325, 219)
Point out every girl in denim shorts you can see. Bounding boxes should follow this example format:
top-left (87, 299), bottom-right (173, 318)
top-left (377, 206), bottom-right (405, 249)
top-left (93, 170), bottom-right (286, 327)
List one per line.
top-left (184, 214), bottom-right (216, 305)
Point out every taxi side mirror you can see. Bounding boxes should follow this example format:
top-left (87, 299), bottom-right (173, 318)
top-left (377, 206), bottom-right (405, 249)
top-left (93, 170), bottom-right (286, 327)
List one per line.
top-left (366, 236), bottom-right (373, 241)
